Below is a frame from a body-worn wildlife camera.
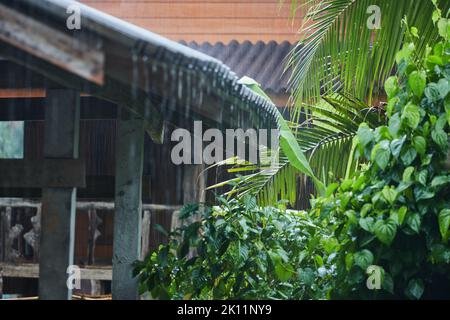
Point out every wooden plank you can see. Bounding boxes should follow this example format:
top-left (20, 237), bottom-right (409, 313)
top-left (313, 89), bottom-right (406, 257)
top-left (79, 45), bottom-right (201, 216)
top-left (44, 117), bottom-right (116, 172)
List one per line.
top-left (112, 109), bottom-right (145, 300)
top-left (0, 89), bottom-right (91, 99)
top-left (0, 89), bottom-right (46, 98)
top-left (0, 198), bottom-right (182, 212)
top-left (38, 89), bottom-right (80, 300)
top-left (0, 263), bottom-right (112, 280)
top-left (0, 4), bottom-right (104, 85)
top-left (0, 159), bottom-right (86, 188)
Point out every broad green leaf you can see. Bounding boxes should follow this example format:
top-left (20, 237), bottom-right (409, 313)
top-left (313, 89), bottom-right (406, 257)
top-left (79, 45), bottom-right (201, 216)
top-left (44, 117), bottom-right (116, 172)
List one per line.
top-left (396, 43), bottom-right (415, 64)
top-left (388, 113), bottom-right (401, 137)
top-left (414, 187), bottom-right (435, 201)
top-left (437, 78), bottom-right (449, 98)
top-left (354, 249), bottom-right (374, 270)
top-left (357, 123), bottom-right (374, 147)
top-left (430, 244), bottom-right (450, 264)
top-left (413, 136), bottom-right (427, 155)
top-left (401, 103), bottom-right (421, 129)
top-left (391, 206), bottom-right (408, 226)
top-left (298, 268), bottom-right (315, 286)
top-left (425, 83), bottom-right (441, 102)
top-left (403, 166), bottom-right (415, 182)
top-left (437, 18), bottom-right (448, 38)
top-left (382, 187), bottom-right (398, 205)
top-left (408, 71), bottom-right (427, 97)
top-left (385, 76), bottom-right (399, 98)
top-left (438, 209), bottom-right (450, 242)
top-left (390, 136), bottom-right (406, 158)
top-left (431, 175), bottom-right (450, 188)
top-left (417, 170), bottom-right (428, 186)
top-left (406, 213), bottom-right (421, 234)
top-left (359, 217), bottom-right (375, 233)
top-left (274, 262), bottom-right (294, 282)
top-left (401, 147), bottom-right (417, 166)
top-left (374, 219), bottom-right (397, 245)
top-left (372, 140), bottom-right (391, 170)
top-left (431, 128), bottom-right (447, 150)
top-left (405, 279), bottom-right (424, 300)
top-left (345, 253), bottom-right (353, 271)
top-left (383, 272), bottom-right (395, 294)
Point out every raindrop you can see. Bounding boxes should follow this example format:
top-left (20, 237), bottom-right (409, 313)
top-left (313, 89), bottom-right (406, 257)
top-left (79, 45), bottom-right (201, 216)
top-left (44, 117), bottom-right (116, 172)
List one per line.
top-left (131, 50), bottom-right (139, 101)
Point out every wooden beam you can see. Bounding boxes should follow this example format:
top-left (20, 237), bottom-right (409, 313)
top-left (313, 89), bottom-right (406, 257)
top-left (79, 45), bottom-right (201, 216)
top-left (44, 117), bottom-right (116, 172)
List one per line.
top-left (0, 263), bottom-right (112, 280)
top-left (112, 109), bottom-right (145, 300)
top-left (0, 198), bottom-right (182, 212)
top-left (38, 89), bottom-right (80, 300)
top-left (0, 159), bottom-right (85, 188)
top-left (0, 89), bottom-right (45, 98)
top-left (0, 89), bottom-right (91, 99)
top-left (0, 4), bottom-right (104, 85)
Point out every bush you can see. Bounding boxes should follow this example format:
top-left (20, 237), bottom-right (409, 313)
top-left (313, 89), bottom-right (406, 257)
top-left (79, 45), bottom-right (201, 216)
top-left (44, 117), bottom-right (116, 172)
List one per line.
top-left (304, 9), bottom-right (450, 299)
top-left (134, 197), bottom-right (327, 299)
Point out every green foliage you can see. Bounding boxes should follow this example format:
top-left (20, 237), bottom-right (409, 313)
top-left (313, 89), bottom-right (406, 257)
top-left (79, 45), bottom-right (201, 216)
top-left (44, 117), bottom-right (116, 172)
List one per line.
top-left (137, 5), bottom-right (450, 300)
top-left (302, 11), bottom-right (450, 299)
top-left (287, 0), bottom-right (449, 123)
top-left (212, 93), bottom-right (383, 208)
top-left (134, 197), bottom-right (329, 299)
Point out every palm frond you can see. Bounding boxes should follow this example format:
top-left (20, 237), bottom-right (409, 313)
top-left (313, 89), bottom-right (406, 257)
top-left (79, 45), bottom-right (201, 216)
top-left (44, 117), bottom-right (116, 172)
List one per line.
top-left (212, 93), bottom-right (384, 208)
top-left (287, 0), bottom-right (448, 123)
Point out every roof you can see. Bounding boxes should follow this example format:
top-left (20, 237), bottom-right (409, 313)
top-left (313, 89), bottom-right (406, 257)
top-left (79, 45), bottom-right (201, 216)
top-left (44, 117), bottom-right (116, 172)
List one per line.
top-left (0, 0), bottom-right (281, 144)
top-left (78, 0), bottom-right (302, 43)
top-left (180, 40), bottom-right (294, 95)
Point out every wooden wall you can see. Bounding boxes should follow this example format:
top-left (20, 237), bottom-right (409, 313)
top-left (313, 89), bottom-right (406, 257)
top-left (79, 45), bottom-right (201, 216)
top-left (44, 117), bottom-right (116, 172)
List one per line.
top-left (80, 0), bottom-right (303, 43)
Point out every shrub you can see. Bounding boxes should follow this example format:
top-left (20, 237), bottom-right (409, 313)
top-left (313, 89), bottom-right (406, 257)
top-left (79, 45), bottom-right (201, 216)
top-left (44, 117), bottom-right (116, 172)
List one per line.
top-left (304, 8), bottom-right (450, 299)
top-left (134, 197), bottom-right (328, 299)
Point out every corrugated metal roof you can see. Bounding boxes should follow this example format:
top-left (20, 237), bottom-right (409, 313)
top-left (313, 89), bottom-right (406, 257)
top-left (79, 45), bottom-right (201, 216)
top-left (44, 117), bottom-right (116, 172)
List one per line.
top-left (179, 40), bottom-right (294, 95)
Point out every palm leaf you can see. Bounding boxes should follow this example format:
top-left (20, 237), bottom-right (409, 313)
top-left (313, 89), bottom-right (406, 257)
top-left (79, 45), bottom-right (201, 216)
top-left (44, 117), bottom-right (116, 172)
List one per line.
top-left (287, 0), bottom-right (449, 123)
top-left (212, 93), bottom-right (383, 208)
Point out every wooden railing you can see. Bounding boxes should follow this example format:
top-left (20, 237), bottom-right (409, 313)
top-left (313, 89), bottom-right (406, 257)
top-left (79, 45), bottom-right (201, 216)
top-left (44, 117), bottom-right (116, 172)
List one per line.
top-left (0, 198), bottom-right (181, 297)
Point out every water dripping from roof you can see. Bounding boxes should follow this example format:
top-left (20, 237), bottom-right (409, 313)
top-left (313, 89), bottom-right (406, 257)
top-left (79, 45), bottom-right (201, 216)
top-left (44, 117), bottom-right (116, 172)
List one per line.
top-left (131, 50), bottom-right (139, 102)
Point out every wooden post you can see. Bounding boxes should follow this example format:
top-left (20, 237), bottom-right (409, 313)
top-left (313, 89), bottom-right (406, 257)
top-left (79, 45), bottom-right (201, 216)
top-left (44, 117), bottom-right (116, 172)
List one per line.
top-left (87, 208), bottom-right (101, 265)
top-left (0, 267), bottom-right (3, 298)
top-left (171, 165), bottom-right (206, 231)
top-left (0, 207), bottom-right (13, 262)
top-left (0, 207), bottom-right (8, 262)
top-left (87, 208), bottom-right (102, 296)
top-left (140, 210), bottom-right (151, 260)
top-left (112, 109), bottom-right (145, 300)
top-left (23, 205), bottom-right (41, 262)
top-left (38, 89), bottom-right (80, 300)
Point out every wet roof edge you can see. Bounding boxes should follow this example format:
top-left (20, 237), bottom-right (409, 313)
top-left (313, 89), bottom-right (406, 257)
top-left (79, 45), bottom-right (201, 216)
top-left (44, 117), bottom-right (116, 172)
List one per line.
top-left (0, 0), bottom-right (281, 137)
